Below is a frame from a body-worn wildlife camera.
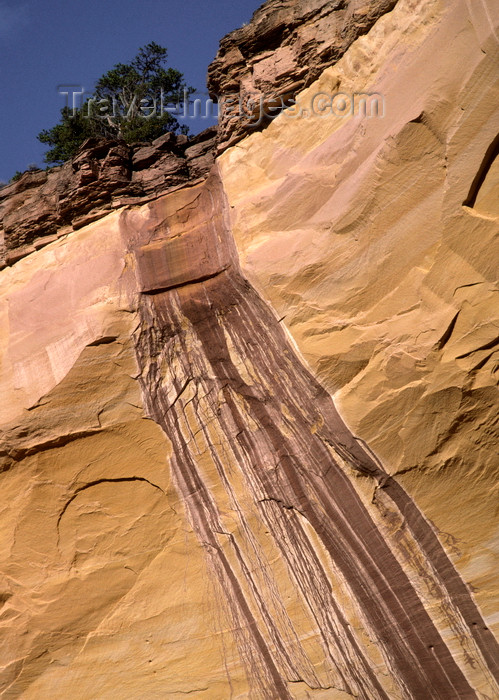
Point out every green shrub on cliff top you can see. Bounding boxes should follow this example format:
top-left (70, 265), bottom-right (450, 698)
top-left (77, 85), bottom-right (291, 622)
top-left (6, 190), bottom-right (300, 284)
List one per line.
top-left (38, 42), bottom-right (194, 165)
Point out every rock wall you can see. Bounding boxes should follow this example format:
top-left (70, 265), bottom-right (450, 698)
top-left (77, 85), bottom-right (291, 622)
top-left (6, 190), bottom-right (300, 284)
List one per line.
top-left (218, 0), bottom-right (499, 630)
top-left (208, 0), bottom-right (398, 150)
top-left (0, 198), bottom-right (240, 699)
top-left (0, 128), bottom-right (216, 268)
top-left (130, 171), bottom-right (499, 699)
top-left (0, 0), bottom-right (498, 698)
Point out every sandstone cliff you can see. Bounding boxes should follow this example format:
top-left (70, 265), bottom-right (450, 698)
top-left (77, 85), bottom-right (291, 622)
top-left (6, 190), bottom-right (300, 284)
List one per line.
top-left (208, 0), bottom-right (398, 151)
top-left (0, 128), bottom-right (216, 268)
top-left (1, 0), bottom-right (498, 698)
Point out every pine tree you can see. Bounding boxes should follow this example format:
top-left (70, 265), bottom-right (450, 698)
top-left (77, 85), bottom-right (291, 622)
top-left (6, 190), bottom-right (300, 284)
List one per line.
top-left (38, 43), bottom-right (194, 165)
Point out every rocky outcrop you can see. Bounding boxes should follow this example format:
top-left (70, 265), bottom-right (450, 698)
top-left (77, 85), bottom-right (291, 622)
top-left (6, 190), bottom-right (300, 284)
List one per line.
top-left (218, 0), bottom-right (499, 488)
top-left (0, 0), bottom-right (498, 697)
top-left (0, 127), bottom-right (216, 268)
top-left (208, 0), bottom-right (398, 150)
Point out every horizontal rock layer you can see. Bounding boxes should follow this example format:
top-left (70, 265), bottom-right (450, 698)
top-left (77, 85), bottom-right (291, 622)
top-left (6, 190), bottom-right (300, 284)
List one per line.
top-left (0, 127), bottom-right (216, 268)
top-left (207, 0), bottom-right (398, 151)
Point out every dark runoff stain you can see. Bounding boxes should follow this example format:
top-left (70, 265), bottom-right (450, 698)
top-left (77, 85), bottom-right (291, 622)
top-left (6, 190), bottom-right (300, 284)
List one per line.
top-left (131, 173), bottom-right (499, 700)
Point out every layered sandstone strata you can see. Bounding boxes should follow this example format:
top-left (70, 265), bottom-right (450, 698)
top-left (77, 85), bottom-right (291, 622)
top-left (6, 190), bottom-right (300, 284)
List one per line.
top-left (218, 0), bottom-right (499, 592)
top-left (0, 0), bottom-right (498, 698)
top-left (0, 127), bottom-right (216, 268)
top-left (131, 172), bottom-right (499, 699)
top-left (208, 0), bottom-right (398, 150)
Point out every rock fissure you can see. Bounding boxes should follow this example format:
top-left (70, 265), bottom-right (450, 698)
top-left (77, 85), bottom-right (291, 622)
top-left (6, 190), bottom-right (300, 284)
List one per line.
top-left (56, 476), bottom-right (166, 546)
top-left (141, 265), bottom-right (231, 295)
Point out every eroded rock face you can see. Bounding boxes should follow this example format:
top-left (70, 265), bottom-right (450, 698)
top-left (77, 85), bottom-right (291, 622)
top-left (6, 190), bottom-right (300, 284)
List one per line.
top-left (131, 172), bottom-right (499, 699)
top-left (0, 127), bottom-right (216, 268)
top-left (207, 0), bottom-right (398, 151)
top-left (218, 0), bottom-right (499, 534)
top-left (0, 202), bottom-right (240, 699)
top-left (0, 0), bottom-right (498, 697)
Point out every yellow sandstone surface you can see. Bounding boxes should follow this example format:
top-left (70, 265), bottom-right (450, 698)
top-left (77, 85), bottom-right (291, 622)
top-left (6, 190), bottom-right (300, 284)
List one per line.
top-left (0, 216), bottom-right (246, 698)
top-left (219, 0), bottom-right (499, 623)
top-left (0, 0), bottom-right (498, 697)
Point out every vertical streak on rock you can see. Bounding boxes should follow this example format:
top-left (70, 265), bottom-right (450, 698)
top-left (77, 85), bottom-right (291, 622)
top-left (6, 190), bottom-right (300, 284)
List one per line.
top-left (383, 478), bottom-right (499, 685)
top-left (130, 174), bottom-right (499, 699)
top-left (136, 286), bottom-right (390, 699)
top-left (136, 295), bottom-right (295, 700)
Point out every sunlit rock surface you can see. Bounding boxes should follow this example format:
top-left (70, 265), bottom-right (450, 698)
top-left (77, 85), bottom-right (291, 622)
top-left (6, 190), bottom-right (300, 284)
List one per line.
top-left (1, 0), bottom-right (498, 697)
top-left (218, 0), bottom-right (499, 631)
top-left (208, 0), bottom-right (398, 151)
top-left (0, 128), bottom-right (216, 268)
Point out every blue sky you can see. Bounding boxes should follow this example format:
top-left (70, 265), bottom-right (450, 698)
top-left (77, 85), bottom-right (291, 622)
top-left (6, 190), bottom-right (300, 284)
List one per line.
top-left (0, 0), bottom-right (262, 182)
